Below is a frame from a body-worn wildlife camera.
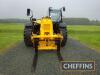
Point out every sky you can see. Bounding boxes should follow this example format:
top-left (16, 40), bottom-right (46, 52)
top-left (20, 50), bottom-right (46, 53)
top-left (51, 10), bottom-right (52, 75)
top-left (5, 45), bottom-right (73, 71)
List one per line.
top-left (0, 0), bottom-right (100, 20)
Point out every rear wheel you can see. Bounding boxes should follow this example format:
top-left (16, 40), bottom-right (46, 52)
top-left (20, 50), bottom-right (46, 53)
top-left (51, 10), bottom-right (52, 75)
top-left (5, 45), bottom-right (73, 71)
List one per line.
top-left (24, 23), bottom-right (33, 47)
top-left (60, 28), bottom-right (67, 47)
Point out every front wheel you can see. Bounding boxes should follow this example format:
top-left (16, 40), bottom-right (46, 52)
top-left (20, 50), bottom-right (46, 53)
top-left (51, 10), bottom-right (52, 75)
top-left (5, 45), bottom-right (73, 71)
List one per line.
top-left (24, 28), bottom-right (33, 47)
top-left (60, 28), bottom-right (67, 47)
top-left (56, 40), bottom-right (61, 52)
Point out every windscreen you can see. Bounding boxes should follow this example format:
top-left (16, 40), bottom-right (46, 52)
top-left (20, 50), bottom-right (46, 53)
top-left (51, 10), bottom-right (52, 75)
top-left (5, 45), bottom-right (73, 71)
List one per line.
top-left (50, 10), bottom-right (61, 22)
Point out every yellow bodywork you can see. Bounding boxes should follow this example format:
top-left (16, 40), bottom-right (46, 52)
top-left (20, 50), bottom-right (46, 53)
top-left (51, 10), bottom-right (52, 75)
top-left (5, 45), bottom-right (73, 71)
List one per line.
top-left (31, 17), bottom-right (63, 50)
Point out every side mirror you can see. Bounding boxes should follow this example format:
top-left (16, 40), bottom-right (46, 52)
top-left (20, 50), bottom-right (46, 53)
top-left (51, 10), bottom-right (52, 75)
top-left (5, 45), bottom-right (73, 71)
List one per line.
top-left (49, 7), bottom-right (52, 11)
top-left (49, 7), bottom-right (52, 16)
top-left (63, 7), bottom-right (66, 11)
top-left (27, 8), bottom-right (30, 16)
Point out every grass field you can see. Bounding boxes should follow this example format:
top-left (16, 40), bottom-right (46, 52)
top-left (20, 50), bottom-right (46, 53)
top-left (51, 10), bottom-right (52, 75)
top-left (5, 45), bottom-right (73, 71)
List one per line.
top-left (0, 23), bottom-right (24, 54)
top-left (68, 25), bottom-right (100, 52)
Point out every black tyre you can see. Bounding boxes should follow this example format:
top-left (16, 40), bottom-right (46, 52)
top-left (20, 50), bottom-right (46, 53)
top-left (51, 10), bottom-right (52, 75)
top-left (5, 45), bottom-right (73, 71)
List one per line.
top-left (60, 28), bottom-right (67, 47)
top-left (56, 40), bottom-right (61, 52)
top-left (24, 23), bottom-right (33, 47)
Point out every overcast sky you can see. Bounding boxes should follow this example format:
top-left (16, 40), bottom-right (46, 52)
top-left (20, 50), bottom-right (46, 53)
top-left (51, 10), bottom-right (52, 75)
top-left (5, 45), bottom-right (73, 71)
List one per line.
top-left (0, 0), bottom-right (100, 20)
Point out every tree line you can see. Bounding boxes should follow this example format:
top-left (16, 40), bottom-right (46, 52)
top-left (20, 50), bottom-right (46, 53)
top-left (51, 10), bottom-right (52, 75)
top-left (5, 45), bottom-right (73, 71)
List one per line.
top-left (0, 19), bottom-right (29, 23)
top-left (63, 18), bottom-right (100, 25)
top-left (0, 18), bottom-right (100, 25)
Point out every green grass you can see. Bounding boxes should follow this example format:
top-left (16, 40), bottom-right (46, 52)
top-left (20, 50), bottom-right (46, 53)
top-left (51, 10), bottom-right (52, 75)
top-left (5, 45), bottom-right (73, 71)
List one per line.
top-left (0, 23), bottom-right (24, 54)
top-left (68, 25), bottom-right (100, 52)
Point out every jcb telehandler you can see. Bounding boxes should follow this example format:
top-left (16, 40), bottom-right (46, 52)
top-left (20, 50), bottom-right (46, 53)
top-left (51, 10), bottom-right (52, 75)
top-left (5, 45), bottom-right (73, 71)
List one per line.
top-left (24, 7), bottom-right (67, 53)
